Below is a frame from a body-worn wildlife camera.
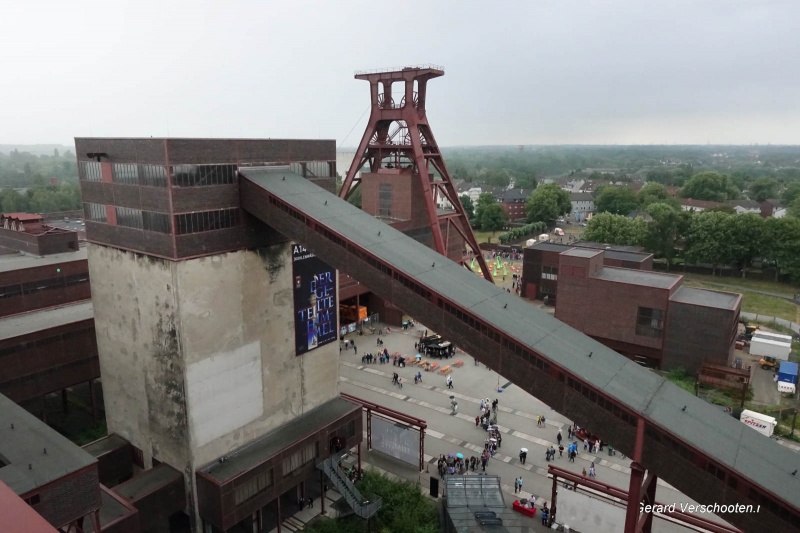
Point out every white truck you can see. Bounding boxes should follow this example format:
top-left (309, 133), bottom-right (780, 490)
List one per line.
top-left (740, 409), bottom-right (777, 437)
top-left (749, 336), bottom-right (791, 361)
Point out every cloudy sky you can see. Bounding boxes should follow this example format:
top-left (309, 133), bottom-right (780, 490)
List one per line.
top-left (2, 0), bottom-right (798, 147)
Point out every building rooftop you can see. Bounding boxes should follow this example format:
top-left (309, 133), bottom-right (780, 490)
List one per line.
top-left (574, 241), bottom-right (645, 253)
top-left (241, 168), bottom-right (800, 516)
top-left (595, 267), bottom-right (681, 289)
top-left (0, 301), bottom-right (93, 342)
top-left (529, 242), bottom-right (570, 252)
top-left (200, 396), bottom-right (360, 482)
top-left (570, 191), bottom-right (594, 201)
top-left (0, 394), bottom-right (97, 495)
top-left (0, 247), bottom-right (87, 274)
top-left (562, 248), bottom-right (601, 258)
top-left (605, 250), bottom-right (651, 263)
top-left (669, 286), bottom-right (741, 311)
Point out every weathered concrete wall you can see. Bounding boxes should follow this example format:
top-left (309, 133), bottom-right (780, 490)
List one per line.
top-left (88, 244), bottom-right (188, 470)
top-left (175, 243), bottom-right (339, 467)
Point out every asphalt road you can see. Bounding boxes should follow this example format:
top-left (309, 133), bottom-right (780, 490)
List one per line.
top-left (340, 323), bottom-right (737, 532)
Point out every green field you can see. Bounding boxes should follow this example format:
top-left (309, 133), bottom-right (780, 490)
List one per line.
top-left (681, 274), bottom-right (799, 323)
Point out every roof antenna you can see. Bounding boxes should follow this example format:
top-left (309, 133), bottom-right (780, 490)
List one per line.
top-left (587, 352), bottom-right (592, 358)
top-left (681, 406), bottom-right (687, 412)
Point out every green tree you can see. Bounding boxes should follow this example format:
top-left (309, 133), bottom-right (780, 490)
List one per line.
top-left (679, 172), bottom-right (739, 202)
top-left (748, 177), bottom-right (779, 203)
top-left (595, 185), bottom-right (639, 215)
top-left (480, 203), bottom-right (509, 235)
top-left (684, 211), bottom-right (735, 274)
top-left (459, 193), bottom-right (475, 221)
top-left (638, 182), bottom-right (677, 209)
top-left (644, 203), bottom-right (682, 270)
top-left (474, 192), bottom-right (497, 228)
top-left (762, 217), bottom-right (800, 282)
top-left (781, 181), bottom-right (800, 204)
top-left (730, 213), bottom-right (766, 276)
top-left (584, 212), bottom-right (647, 246)
top-left (525, 183), bottom-right (570, 224)
top-left (514, 171), bottom-right (537, 190)
top-left (705, 205), bottom-right (736, 215)
top-left (788, 196), bottom-right (800, 219)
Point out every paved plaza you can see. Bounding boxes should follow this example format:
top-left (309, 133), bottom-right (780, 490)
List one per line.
top-left (337, 316), bottom-right (737, 533)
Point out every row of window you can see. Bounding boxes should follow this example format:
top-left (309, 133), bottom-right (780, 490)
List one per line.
top-left (378, 183), bottom-right (393, 217)
top-left (644, 424), bottom-right (800, 527)
top-left (172, 165), bottom-right (237, 187)
top-left (542, 265), bottom-right (558, 281)
top-left (175, 208), bottom-right (240, 235)
top-left (566, 376), bottom-right (637, 426)
top-left (81, 161), bottom-right (335, 186)
top-left (83, 203), bottom-right (241, 235)
top-left (0, 274), bottom-right (89, 299)
top-left (115, 207), bottom-right (172, 234)
top-left (234, 470), bottom-right (273, 507)
top-left (112, 164), bottom-right (168, 187)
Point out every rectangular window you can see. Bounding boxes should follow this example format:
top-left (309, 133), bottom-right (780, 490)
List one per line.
top-left (79, 161), bottom-right (102, 182)
top-left (542, 265), bottom-right (558, 281)
top-left (171, 164), bottom-right (236, 187)
top-left (116, 207), bottom-right (143, 230)
top-left (112, 163), bottom-right (140, 185)
top-left (175, 208), bottom-right (240, 235)
top-left (636, 307), bottom-right (665, 338)
top-left (83, 202), bottom-right (107, 222)
top-left (306, 161), bottom-right (332, 178)
top-left (139, 165), bottom-right (168, 187)
top-left (234, 469), bottom-right (273, 506)
top-left (378, 183), bottom-right (393, 217)
top-left (142, 211), bottom-right (171, 234)
top-left (282, 442), bottom-right (317, 477)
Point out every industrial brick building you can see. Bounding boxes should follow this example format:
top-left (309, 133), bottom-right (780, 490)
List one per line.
top-left (75, 138), bottom-right (362, 532)
top-left (550, 247), bottom-right (741, 370)
top-left (0, 218), bottom-right (100, 417)
top-left (520, 241), bottom-right (653, 302)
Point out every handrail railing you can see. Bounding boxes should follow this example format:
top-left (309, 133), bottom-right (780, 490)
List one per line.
top-left (318, 457), bottom-right (383, 519)
top-left (355, 64), bottom-right (445, 76)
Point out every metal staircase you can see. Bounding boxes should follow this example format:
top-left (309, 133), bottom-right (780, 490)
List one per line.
top-left (317, 457), bottom-right (382, 519)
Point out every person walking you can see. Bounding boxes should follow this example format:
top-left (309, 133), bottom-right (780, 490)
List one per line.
top-left (446, 374), bottom-right (453, 389)
top-left (514, 477), bottom-right (519, 494)
top-left (558, 444), bottom-right (564, 458)
top-left (556, 429), bottom-right (562, 445)
top-left (589, 462), bottom-right (596, 478)
top-left (541, 504), bottom-right (549, 526)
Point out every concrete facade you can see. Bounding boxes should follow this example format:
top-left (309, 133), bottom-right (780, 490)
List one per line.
top-left (88, 241), bottom-right (339, 522)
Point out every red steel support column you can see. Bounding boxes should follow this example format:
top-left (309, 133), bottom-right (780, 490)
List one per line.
top-left (367, 409), bottom-right (372, 450)
top-left (358, 441), bottom-right (362, 474)
top-left (419, 427), bottom-right (425, 472)
top-left (624, 417), bottom-right (647, 533)
top-left (320, 469), bottom-right (326, 515)
top-left (550, 473), bottom-right (558, 527)
top-left (276, 497), bottom-right (282, 533)
top-left (89, 379), bottom-right (97, 421)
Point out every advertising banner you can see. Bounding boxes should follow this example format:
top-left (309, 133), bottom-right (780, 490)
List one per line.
top-left (293, 244), bottom-right (337, 356)
top-left (371, 415), bottom-right (419, 467)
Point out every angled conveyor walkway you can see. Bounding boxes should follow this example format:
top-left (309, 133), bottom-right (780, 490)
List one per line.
top-left (239, 168), bottom-right (800, 533)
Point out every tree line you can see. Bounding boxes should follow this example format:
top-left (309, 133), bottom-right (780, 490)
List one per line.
top-left (584, 208), bottom-right (800, 282)
top-left (0, 181), bottom-right (82, 214)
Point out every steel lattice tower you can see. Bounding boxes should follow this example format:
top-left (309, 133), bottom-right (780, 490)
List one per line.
top-left (339, 65), bottom-right (493, 282)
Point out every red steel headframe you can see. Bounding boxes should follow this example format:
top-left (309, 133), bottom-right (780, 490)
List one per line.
top-left (340, 66), bottom-right (493, 282)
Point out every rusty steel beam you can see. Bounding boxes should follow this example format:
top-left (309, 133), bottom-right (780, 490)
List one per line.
top-left (340, 67), bottom-right (492, 281)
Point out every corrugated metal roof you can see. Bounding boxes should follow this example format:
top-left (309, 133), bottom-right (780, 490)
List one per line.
top-left (240, 169), bottom-right (800, 513)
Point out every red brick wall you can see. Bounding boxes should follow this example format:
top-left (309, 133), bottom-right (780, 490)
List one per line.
top-left (556, 274), bottom-right (669, 352)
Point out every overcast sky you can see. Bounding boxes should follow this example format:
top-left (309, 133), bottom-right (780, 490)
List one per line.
top-left (2, 0), bottom-right (799, 147)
